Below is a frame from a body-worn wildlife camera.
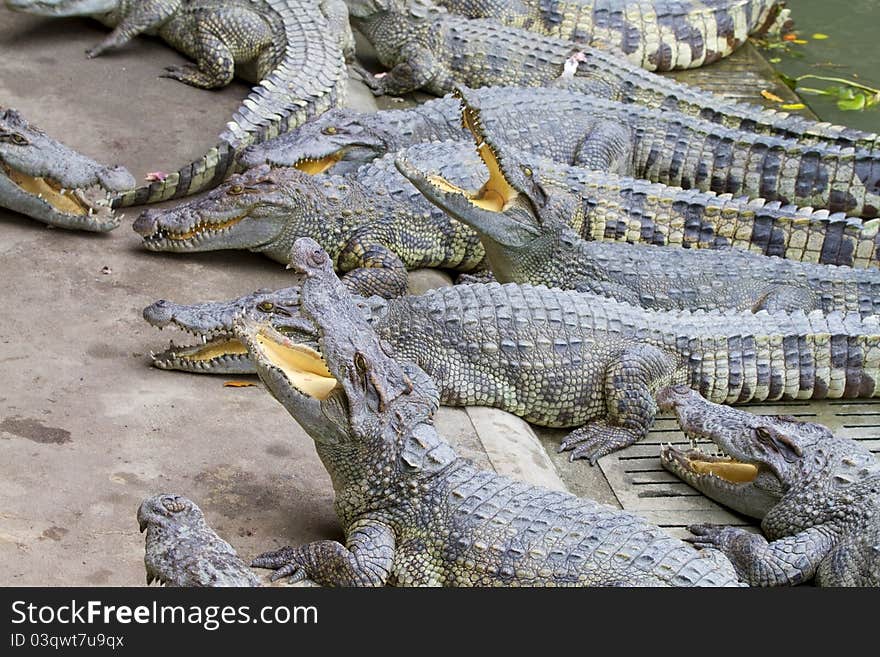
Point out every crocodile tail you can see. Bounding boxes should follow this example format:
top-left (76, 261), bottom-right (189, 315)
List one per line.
top-left (113, 0), bottom-right (346, 208)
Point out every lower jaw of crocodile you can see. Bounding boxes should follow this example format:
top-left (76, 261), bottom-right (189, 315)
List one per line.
top-left (661, 444), bottom-right (758, 484)
top-left (150, 329), bottom-right (252, 372)
top-left (0, 161), bottom-right (120, 229)
top-left (141, 213), bottom-right (247, 250)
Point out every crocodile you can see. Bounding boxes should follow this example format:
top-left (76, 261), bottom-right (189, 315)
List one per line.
top-left (243, 137), bottom-right (880, 270)
top-left (137, 493), bottom-right (260, 587)
top-left (342, 1), bottom-right (880, 153)
top-left (0, 106), bottom-right (135, 231)
top-left (131, 163), bottom-right (486, 298)
top-left (145, 275), bottom-right (880, 463)
top-left (657, 385), bottom-right (880, 586)
top-left (396, 115), bottom-right (880, 315)
top-left (243, 86), bottom-right (880, 217)
top-left (433, 0), bottom-right (788, 71)
top-left (227, 236), bottom-right (744, 586)
top-left (7, 0), bottom-right (350, 206)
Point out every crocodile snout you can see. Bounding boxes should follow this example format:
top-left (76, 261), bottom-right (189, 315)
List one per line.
top-left (133, 209), bottom-right (161, 236)
top-left (143, 299), bottom-right (176, 326)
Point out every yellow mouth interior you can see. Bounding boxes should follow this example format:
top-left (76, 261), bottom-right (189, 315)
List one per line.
top-left (187, 339), bottom-right (249, 361)
top-left (687, 458), bottom-right (758, 483)
top-left (294, 152), bottom-right (343, 175)
top-left (427, 104), bottom-right (518, 213)
top-left (168, 214), bottom-right (245, 240)
top-left (256, 332), bottom-right (337, 399)
top-left (2, 162), bottom-right (88, 215)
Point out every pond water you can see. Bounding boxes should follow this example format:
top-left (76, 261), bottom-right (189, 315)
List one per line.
top-left (764, 0), bottom-right (880, 133)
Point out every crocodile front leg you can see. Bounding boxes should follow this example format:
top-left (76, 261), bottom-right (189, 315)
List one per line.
top-left (160, 27), bottom-right (235, 89)
top-left (86, 0), bottom-right (183, 58)
top-left (252, 520), bottom-right (396, 587)
top-left (687, 524), bottom-right (834, 587)
top-left (573, 121), bottom-right (634, 174)
top-left (559, 344), bottom-right (680, 465)
top-left (362, 44), bottom-right (450, 96)
top-left (337, 240), bottom-right (409, 299)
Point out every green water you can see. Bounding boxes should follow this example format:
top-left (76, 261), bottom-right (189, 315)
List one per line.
top-left (765, 0), bottom-right (880, 133)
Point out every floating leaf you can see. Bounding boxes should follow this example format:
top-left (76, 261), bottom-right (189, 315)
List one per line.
top-left (781, 103), bottom-right (806, 110)
top-left (761, 89), bottom-right (785, 103)
top-left (224, 381), bottom-right (257, 388)
top-left (792, 39), bottom-right (808, 44)
top-left (837, 94), bottom-right (867, 111)
top-left (811, 33), bottom-right (829, 40)
top-left (769, 57), bottom-right (781, 63)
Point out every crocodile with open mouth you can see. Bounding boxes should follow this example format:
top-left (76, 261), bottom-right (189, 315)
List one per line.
top-left (145, 271), bottom-right (880, 464)
top-left (431, 0), bottom-right (789, 71)
top-left (6, 0), bottom-right (350, 206)
top-left (0, 106), bottom-right (135, 231)
top-left (396, 110), bottom-right (880, 315)
top-left (657, 385), bottom-right (879, 586)
top-left (225, 236), bottom-right (744, 586)
top-left (131, 162), bottom-right (486, 298)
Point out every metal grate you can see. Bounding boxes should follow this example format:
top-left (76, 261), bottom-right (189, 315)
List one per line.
top-left (598, 399), bottom-right (880, 538)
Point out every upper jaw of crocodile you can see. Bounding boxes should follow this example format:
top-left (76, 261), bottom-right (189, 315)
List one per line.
top-left (5, 0), bottom-right (118, 16)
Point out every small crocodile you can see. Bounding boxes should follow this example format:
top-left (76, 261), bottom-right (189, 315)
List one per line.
top-left (138, 493), bottom-right (260, 587)
top-left (0, 106), bottom-right (135, 231)
top-left (226, 237), bottom-right (743, 586)
top-left (342, 2), bottom-right (880, 153)
top-left (131, 163), bottom-right (486, 298)
top-left (432, 0), bottom-right (788, 70)
top-left (397, 113), bottom-right (880, 315)
top-left (145, 275), bottom-right (880, 463)
top-left (7, 0), bottom-right (350, 205)
top-left (658, 385), bottom-right (880, 587)
top-left (242, 85), bottom-right (880, 217)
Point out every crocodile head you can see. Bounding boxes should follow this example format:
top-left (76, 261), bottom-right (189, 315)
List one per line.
top-left (657, 385), bottom-right (880, 525)
top-left (0, 107), bottom-right (134, 231)
top-left (238, 108), bottom-right (390, 176)
top-left (143, 287), bottom-right (312, 374)
top-left (132, 165), bottom-right (315, 253)
top-left (395, 87), bottom-right (581, 282)
top-left (5, 0), bottom-right (119, 17)
top-left (234, 238), bottom-right (452, 493)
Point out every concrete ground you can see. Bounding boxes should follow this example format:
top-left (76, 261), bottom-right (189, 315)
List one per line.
top-left (2, 8), bottom-right (858, 587)
top-left (0, 8), bottom-right (597, 586)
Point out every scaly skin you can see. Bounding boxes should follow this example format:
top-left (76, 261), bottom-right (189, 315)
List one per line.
top-left (137, 494), bottom-right (260, 587)
top-left (230, 237), bottom-right (743, 586)
top-left (343, 3), bottom-right (880, 153)
top-left (243, 137), bottom-right (880, 270)
top-left (657, 386), bottom-right (880, 586)
top-left (131, 164), bottom-right (486, 298)
top-left (432, 0), bottom-right (788, 70)
top-left (0, 106), bottom-right (134, 231)
top-left (145, 278), bottom-right (880, 464)
top-left (245, 86), bottom-right (880, 216)
top-left (396, 107), bottom-right (880, 316)
top-left (7, 0), bottom-right (349, 205)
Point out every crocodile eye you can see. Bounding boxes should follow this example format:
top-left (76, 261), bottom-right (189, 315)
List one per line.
top-left (10, 134), bottom-right (28, 145)
top-left (257, 301), bottom-right (275, 312)
top-left (322, 126), bottom-right (337, 135)
top-left (228, 184), bottom-right (244, 195)
top-left (354, 352), bottom-right (367, 372)
top-left (522, 167), bottom-right (532, 177)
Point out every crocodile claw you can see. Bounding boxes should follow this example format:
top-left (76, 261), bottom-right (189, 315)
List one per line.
top-left (558, 420), bottom-right (642, 465)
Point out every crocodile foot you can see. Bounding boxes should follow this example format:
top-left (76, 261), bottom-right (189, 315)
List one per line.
top-left (251, 546), bottom-right (309, 583)
top-left (557, 420), bottom-right (642, 465)
top-left (160, 64), bottom-right (223, 90)
top-left (686, 524), bottom-right (744, 552)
